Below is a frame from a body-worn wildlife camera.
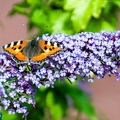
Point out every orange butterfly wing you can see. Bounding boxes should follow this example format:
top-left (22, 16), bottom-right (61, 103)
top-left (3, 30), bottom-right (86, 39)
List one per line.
top-left (2, 40), bottom-right (28, 61)
top-left (40, 40), bottom-right (62, 55)
top-left (31, 53), bottom-right (47, 61)
top-left (14, 52), bottom-right (28, 61)
top-left (31, 40), bottom-right (62, 62)
top-left (2, 40), bottom-right (27, 55)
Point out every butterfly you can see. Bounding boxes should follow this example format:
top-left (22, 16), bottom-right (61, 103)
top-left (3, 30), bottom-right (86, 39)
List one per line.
top-left (2, 37), bottom-right (63, 64)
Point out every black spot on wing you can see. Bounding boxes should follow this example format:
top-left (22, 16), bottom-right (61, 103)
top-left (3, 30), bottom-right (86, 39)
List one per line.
top-left (20, 41), bottom-right (23, 44)
top-left (11, 47), bottom-right (16, 50)
top-left (7, 43), bottom-right (11, 48)
top-left (56, 43), bottom-right (60, 47)
top-left (44, 46), bottom-right (47, 50)
top-left (18, 46), bottom-right (22, 49)
top-left (49, 48), bottom-right (52, 51)
top-left (13, 48), bottom-right (16, 50)
top-left (45, 41), bottom-right (48, 44)
top-left (13, 41), bottom-right (18, 46)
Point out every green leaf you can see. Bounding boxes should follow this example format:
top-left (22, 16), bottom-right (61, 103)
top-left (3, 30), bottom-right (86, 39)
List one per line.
top-left (46, 91), bottom-right (65, 120)
top-left (64, 0), bottom-right (107, 32)
top-left (9, 1), bottom-right (29, 15)
top-left (12, 5), bottom-right (26, 14)
top-left (25, 65), bottom-right (32, 72)
top-left (30, 9), bottom-right (48, 26)
top-left (64, 0), bottom-right (79, 10)
top-left (101, 20), bottom-right (116, 31)
top-left (70, 90), bottom-right (96, 120)
top-left (112, 0), bottom-right (120, 7)
top-left (52, 12), bottom-right (71, 34)
top-left (56, 82), bottom-right (97, 120)
top-left (92, 0), bottom-right (107, 18)
top-left (1, 110), bottom-right (17, 120)
top-left (0, 112), bottom-right (2, 120)
top-left (64, 0), bottom-right (94, 32)
top-left (27, 0), bottom-right (43, 9)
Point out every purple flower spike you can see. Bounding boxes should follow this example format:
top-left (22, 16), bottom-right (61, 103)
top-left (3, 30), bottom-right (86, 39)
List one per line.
top-left (1, 31), bottom-right (120, 116)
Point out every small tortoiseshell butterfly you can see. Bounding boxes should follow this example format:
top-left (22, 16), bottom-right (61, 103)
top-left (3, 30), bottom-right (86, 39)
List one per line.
top-left (2, 37), bottom-right (62, 64)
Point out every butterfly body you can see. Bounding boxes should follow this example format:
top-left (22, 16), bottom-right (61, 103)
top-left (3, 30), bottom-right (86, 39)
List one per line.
top-left (2, 37), bottom-right (62, 64)
top-left (22, 39), bottom-right (43, 60)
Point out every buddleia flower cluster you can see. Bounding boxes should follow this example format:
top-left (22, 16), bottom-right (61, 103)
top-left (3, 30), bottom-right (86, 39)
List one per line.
top-left (1, 31), bottom-right (120, 117)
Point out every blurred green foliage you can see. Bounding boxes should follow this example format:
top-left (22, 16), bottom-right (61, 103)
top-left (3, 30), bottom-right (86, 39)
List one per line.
top-left (9, 0), bottom-right (120, 35)
top-left (0, 112), bottom-right (2, 120)
top-left (2, 0), bottom-right (120, 120)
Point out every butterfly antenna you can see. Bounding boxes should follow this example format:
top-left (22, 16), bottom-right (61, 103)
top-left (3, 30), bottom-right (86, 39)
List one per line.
top-left (22, 24), bottom-right (35, 39)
